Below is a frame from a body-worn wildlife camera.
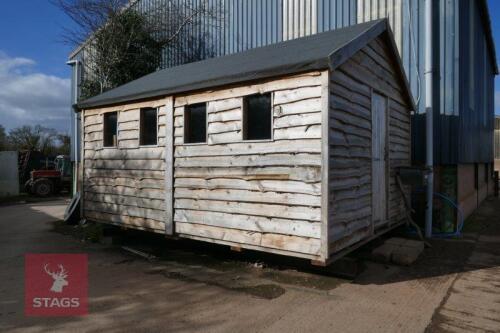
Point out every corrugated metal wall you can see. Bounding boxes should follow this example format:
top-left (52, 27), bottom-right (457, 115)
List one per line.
top-left (134, 0), bottom-right (226, 68)
top-left (73, 0), bottom-right (496, 164)
top-left (127, 0), bottom-right (442, 118)
top-left (224, 0), bottom-right (283, 53)
top-left (458, 0), bottom-right (495, 163)
top-left (134, 0), bottom-right (352, 65)
top-left (356, 0), bottom-right (426, 116)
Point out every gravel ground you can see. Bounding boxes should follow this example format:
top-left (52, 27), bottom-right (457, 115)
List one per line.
top-left (0, 198), bottom-right (499, 332)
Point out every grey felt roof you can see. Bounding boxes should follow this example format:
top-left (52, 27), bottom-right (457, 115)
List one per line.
top-left (79, 19), bottom-right (410, 109)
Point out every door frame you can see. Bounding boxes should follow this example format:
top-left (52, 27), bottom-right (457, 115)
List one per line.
top-left (370, 89), bottom-right (390, 235)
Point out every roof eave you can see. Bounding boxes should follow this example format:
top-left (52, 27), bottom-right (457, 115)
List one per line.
top-left (77, 61), bottom-right (332, 109)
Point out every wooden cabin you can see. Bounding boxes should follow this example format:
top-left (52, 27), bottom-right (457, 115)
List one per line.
top-left (78, 19), bottom-right (415, 265)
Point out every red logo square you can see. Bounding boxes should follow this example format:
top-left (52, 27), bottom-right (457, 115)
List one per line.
top-left (25, 254), bottom-right (88, 316)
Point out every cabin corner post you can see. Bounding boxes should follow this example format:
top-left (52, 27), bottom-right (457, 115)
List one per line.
top-left (164, 96), bottom-right (175, 235)
top-left (320, 70), bottom-right (330, 262)
top-left (80, 109), bottom-right (85, 221)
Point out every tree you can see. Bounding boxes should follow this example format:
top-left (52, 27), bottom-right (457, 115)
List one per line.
top-left (53, 0), bottom-right (222, 99)
top-left (56, 133), bottom-right (71, 155)
top-left (8, 125), bottom-right (57, 156)
top-left (0, 125), bottom-right (9, 151)
top-left (81, 9), bottom-right (162, 97)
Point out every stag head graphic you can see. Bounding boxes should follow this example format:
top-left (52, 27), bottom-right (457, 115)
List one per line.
top-left (44, 264), bottom-right (69, 293)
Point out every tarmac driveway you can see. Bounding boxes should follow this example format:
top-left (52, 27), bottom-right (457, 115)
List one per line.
top-left (0, 199), bottom-right (499, 332)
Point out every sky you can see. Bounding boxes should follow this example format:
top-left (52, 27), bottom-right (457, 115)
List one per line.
top-left (0, 0), bottom-right (75, 133)
top-left (0, 1), bottom-right (499, 135)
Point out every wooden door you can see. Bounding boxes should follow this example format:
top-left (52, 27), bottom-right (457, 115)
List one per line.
top-left (371, 93), bottom-right (388, 227)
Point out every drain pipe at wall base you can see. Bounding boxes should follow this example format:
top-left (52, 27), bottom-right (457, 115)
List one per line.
top-left (424, 0), bottom-right (434, 238)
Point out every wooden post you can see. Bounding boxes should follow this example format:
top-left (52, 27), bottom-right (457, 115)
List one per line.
top-left (79, 110), bottom-right (85, 221)
top-left (165, 97), bottom-right (174, 235)
top-left (320, 70), bottom-right (330, 262)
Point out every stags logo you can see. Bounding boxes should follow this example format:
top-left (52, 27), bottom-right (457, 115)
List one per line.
top-left (44, 264), bottom-right (69, 293)
top-left (25, 254), bottom-right (88, 316)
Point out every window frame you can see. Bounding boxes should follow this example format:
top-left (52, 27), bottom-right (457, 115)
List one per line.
top-left (139, 107), bottom-right (159, 147)
top-left (242, 93), bottom-right (274, 142)
top-left (183, 102), bottom-right (208, 145)
top-left (102, 111), bottom-right (118, 148)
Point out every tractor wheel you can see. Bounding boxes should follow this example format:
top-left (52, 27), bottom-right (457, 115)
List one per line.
top-left (33, 179), bottom-right (53, 197)
top-left (24, 179), bottom-right (34, 194)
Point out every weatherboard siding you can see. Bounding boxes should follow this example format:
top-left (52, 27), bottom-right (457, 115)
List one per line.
top-left (328, 36), bottom-right (411, 254)
top-left (80, 45), bottom-right (412, 262)
top-left (82, 99), bottom-right (169, 233)
top-left (172, 71), bottom-right (326, 260)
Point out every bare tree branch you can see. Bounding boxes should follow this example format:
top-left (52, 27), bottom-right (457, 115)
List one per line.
top-left (53, 0), bottom-right (224, 98)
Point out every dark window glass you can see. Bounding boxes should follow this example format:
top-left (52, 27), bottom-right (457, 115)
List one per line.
top-left (184, 103), bottom-right (207, 143)
top-left (103, 112), bottom-right (117, 147)
top-left (140, 108), bottom-right (158, 145)
top-left (485, 163), bottom-right (489, 182)
top-left (243, 93), bottom-right (272, 140)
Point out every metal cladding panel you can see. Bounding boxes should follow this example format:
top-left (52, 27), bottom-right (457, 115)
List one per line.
top-left (316, 0), bottom-right (357, 33)
top-left (134, 0), bottom-right (226, 68)
top-left (225, 0), bottom-right (283, 54)
top-left (458, 0), bottom-right (495, 164)
top-left (225, 0), bottom-right (355, 51)
top-left (0, 152), bottom-right (20, 197)
top-left (495, 117), bottom-right (500, 160)
top-left (434, 0), bottom-right (460, 164)
top-left (71, 0), bottom-right (496, 164)
top-left (356, 0), bottom-right (426, 116)
top-left (357, 0), bottom-right (495, 164)
top-left (494, 116), bottom-right (500, 160)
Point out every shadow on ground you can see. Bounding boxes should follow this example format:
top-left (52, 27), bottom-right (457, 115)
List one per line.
top-left (2, 196), bottom-right (499, 333)
top-left (52, 197), bottom-right (500, 289)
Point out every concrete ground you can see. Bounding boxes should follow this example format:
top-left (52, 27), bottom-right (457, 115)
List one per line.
top-left (0, 198), bottom-right (499, 333)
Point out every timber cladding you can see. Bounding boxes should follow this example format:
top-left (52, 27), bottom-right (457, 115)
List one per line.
top-left (328, 36), bottom-right (411, 254)
top-left (80, 34), bottom-right (412, 264)
top-left (172, 72), bottom-right (326, 260)
top-left (81, 72), bottom-right (328, 260)
top-left (82, 98), bottom-right (169, 233)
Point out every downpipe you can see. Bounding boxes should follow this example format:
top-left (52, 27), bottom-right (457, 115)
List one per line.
top-left (66, 59), bottom-right (79, 195)
top-left (424, 0), bottom-right (434, 238)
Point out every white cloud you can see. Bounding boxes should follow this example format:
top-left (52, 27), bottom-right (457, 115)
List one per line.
top-left (0, 51), bottom-right (70, 133)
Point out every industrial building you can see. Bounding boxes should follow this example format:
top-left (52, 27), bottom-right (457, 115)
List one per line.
top-left (69, 0), bottom-right (497, 234)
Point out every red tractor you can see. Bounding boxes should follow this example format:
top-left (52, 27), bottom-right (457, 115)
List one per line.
top-left (25, 155), bottom-right (72, 197)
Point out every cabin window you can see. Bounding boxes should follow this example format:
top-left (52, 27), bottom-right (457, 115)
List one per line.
top-left (140, 107), bottom-right (158, 146)
top-left (103, 112), bottom-right (118, 147)
top-left (243, 93), bottom-right (272, 140)
top-left (184, 103), bottom-right (207, 144)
